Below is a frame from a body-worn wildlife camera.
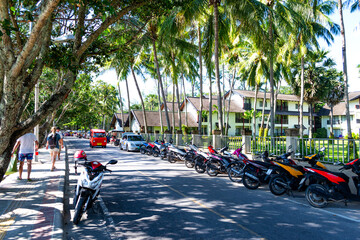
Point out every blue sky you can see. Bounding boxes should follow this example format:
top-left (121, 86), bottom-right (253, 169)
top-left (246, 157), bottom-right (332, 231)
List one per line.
top-left (97, 7), bottom-right (360, 104)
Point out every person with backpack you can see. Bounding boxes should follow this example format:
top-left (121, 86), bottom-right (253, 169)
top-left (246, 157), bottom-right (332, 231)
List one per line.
top-left (46, 126), bottom-right (63, 171)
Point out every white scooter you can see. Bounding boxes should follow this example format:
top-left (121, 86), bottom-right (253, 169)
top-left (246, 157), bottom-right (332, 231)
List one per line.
top-left (72, 150), bottom-right (117, 225)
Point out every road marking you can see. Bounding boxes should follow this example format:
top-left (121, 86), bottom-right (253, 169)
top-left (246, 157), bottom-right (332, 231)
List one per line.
top-left (0, 217), bottom-right (16, 240)
top-left (284, 197), bottom-right (360, 223)
top-left (137, 170), bottom-right (265, 240)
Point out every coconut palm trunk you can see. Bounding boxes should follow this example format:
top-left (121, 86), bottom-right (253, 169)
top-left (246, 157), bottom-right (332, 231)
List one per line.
top-left (152, 37), bottom-right (171, 132)
top-left (338, 0), bottom-right (352, 138)
top-left (131, 65), bottom-right (147, 134)
top-left (330, 106), bottom-right (334, 136)
top-left (209, 73), bottom-right (213, 135)
top-left (213, 0), bottom-right (223, 136)
top-left (260, 81), bottom-right (267, 137)
top-left (253, 84), bottom-right (259, 140)
top-left (300, 56), bottom-right (305, 138)
top-left (198, 24), bottom-right (203, 135)
top-left (125, 78), bottom-right (131, 131)
top-left (157, 81), bottom-right (164, 133)
top-left (182, 75), bottom-right (188, 126)
top-left (172, 83), bottom-right (175, 134)
top-left (309, 103), bottom-right (313, 138)
top-left (268, 6), bottom-right (275, 139)
top-left (176, 81), bottom-right (182, 131)
top-left (225, 68), bottom-right (236, 135)
top-left (117, 82), bottom-right (125, 131)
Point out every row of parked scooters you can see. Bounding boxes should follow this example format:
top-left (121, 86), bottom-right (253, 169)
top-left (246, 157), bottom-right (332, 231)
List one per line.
top-left (137, 140), bottom-right (360, 208)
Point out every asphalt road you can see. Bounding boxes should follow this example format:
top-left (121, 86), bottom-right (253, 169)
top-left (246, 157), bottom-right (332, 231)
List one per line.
top-left (64, 137), bottom-right (360, 240)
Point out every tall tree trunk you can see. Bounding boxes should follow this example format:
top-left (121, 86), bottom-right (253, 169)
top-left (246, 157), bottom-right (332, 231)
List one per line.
top-left (225, 68), bottom-right (236, 136)
top-left (182, 74), bottom-right (188, 126)
top-left (260, 81), bottom-right (267, 136)
top-left (176, 81), bottom-right (182, 131)
top-left (172, 83), bottom-right (175, 134)
top-left (209, 73), bottom-right (213, 135)
top-left (338, 0), bottom-right (352, 138)
top-left (117, 82), bottom-right (125, 131)
top-left (213, 1), bottom-right (223, 136)
top-left (125, 78), bottom-right (131, 131)
top-left (152, 37), bottom-right (171, 132)
top-left (253, 84), bottom-right (259, 140)
top-left (198, 24), bottom-right (203, 135)
top-left (131, 65), bottom-right (147, 134)
top-left (300, 56), bottom-right (305, 138)
top-left (268, 7), bottom-right (275, 139)
top-left (157, 81), bottom-right (164, 133)
top-left (222, 63), bottom-right (226, 124)
top-left (309, 103), bottom-right (313, 138)
top-left (330, 106), bottom-right (334, 136)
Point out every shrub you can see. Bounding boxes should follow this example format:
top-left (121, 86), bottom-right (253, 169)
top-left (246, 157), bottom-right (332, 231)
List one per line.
top-left (315, 128), bottom-right (327, 138)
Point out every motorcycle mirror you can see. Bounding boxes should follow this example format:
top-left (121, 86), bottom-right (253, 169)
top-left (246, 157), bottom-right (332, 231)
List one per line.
top-left (319, 147), bottom-right (326, 152)
top-left (107, 160), bottom-right (118, 165)
top-left (295, 153), bottom-right (301, 157)
top-left (287, 145), bottom-right (292, 151)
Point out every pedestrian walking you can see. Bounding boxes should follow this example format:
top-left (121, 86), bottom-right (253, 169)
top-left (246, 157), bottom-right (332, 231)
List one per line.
top-left (11, 132), bottom-right (39, 181)
top-left (46, 127), bottom-right (63, 171)
top-left (56, 127), bottom-right (63, 161)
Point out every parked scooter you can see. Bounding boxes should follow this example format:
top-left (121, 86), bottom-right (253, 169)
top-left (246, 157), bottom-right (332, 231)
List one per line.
top-left (268, 147), bottom-right (327, 196)
top-left (167, 143), bottom-right (195, 163)
top-left (304, 157), bottom-right (360, 208)
top-left (72, 150), bottom-right (117, 225)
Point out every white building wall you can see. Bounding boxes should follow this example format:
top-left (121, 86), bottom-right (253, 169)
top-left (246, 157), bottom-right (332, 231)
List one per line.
top-left (131, 120), bottom-right (140, 133)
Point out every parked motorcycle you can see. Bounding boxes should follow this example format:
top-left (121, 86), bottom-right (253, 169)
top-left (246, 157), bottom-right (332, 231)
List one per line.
top-left (241, 147), bottom-right (297, 190)
top-left (72, 150), bottom-right (117, 225)
top-left (206, 146), bottom-right (238, 177)
top-left (268, 147), bottom-right (327, 196)
top-left (304, 157), bottom-right (360, 208)
top-left (167, 143), bottom-right (195, 163)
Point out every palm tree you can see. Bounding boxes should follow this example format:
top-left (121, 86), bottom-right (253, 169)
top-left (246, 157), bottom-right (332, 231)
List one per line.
top-left (338, 0), bottom-right (352, 138)
top-left (149, 20), bottom-right (172, 132)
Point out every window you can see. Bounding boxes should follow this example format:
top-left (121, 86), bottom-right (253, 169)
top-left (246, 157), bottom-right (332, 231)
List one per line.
top-left (295, 104), bottom-right (299, 110)
top-left (128, 136), bottom-right (145, 141)
top-left (202, 126), bottom-right (208, 135)
top-left (235, 113), bottom-right (242, 123)
top-left (235, 127), bottom-right (241, 136)
top-left (275, 115), bottom-right (288, 124)
top-left (244, 99), bottom-right (251, 110)
top-left (202, 115), bottom-right (208, 122)
top-left (94, 132), bottom-right (105, 138)
top-left (259, 100), bottom-right (268, 108)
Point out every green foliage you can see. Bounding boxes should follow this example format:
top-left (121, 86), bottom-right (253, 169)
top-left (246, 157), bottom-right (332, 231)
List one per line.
top-left (315, 128), bottom-right (328, 138)
top-left (181, 124), bottom-right (189, 134)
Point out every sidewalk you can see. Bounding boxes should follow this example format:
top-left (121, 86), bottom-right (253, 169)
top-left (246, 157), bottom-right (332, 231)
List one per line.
top-left (0, 146), bottom-right (68, 240)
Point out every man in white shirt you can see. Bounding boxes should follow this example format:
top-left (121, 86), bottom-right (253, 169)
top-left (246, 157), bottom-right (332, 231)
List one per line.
top-left (12, 132), bottom-right (39, 181)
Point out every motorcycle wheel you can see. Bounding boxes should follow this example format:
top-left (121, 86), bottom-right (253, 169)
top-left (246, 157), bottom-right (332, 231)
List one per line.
top-left (185, 159), bottom-right (194, 168)
top-left (140, 146), bottom-right (146, 154)
top-left (194, 161), bottom-right (205, 174)
top-left (242, 165), bottom-right (260, 190)
top-left (206, 160), bottom-right (219, 177)
top-left (160, 151), bottom-right (167, 160)
top-left (168, 153), bottom-right (176, 163)
top-left (305, 184), bottom-right (328, 208)
top-left (146, 147), bottom-right (152, 156)
top-left (73, 196), bottom-right (87, 225)
top-left (228, 163), bottom-right (244, 183)
top-left (269, 175), bottom-right (287, 196)
top-left (153, 149), bottom-right (160, 157)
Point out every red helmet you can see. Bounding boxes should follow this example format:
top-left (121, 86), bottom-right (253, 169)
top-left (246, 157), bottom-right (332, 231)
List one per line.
top-left (208, 145), bottom-right (216, 154)
top-left (74, 150), bottom-right (87, 160)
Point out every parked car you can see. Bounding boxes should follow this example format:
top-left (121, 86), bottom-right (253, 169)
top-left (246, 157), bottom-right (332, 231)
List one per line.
top-left (120, 134), bottom-right (146, 151)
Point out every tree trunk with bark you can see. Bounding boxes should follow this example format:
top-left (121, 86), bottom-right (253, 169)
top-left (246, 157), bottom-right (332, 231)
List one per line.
top-left (300, 56), bottom-right (305, 138)
top-left (131, 65), bottom-right (147, 134)
top-left (212, 0), bottom-right (223, 136)
top-left (198, 24), bottom-right (203, 135)
top-left (152, 36), bottom-right (171, 132)
top-left (338, 0), bottom-right (352, 138)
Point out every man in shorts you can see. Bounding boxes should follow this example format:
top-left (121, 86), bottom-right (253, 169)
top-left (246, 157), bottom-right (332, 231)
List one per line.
top-left (12, 132), bottom-right (39, 181)
top-left (46, 126), bottom-right (63, 171)
top-left (56, 127), bottom-right (63, 161)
